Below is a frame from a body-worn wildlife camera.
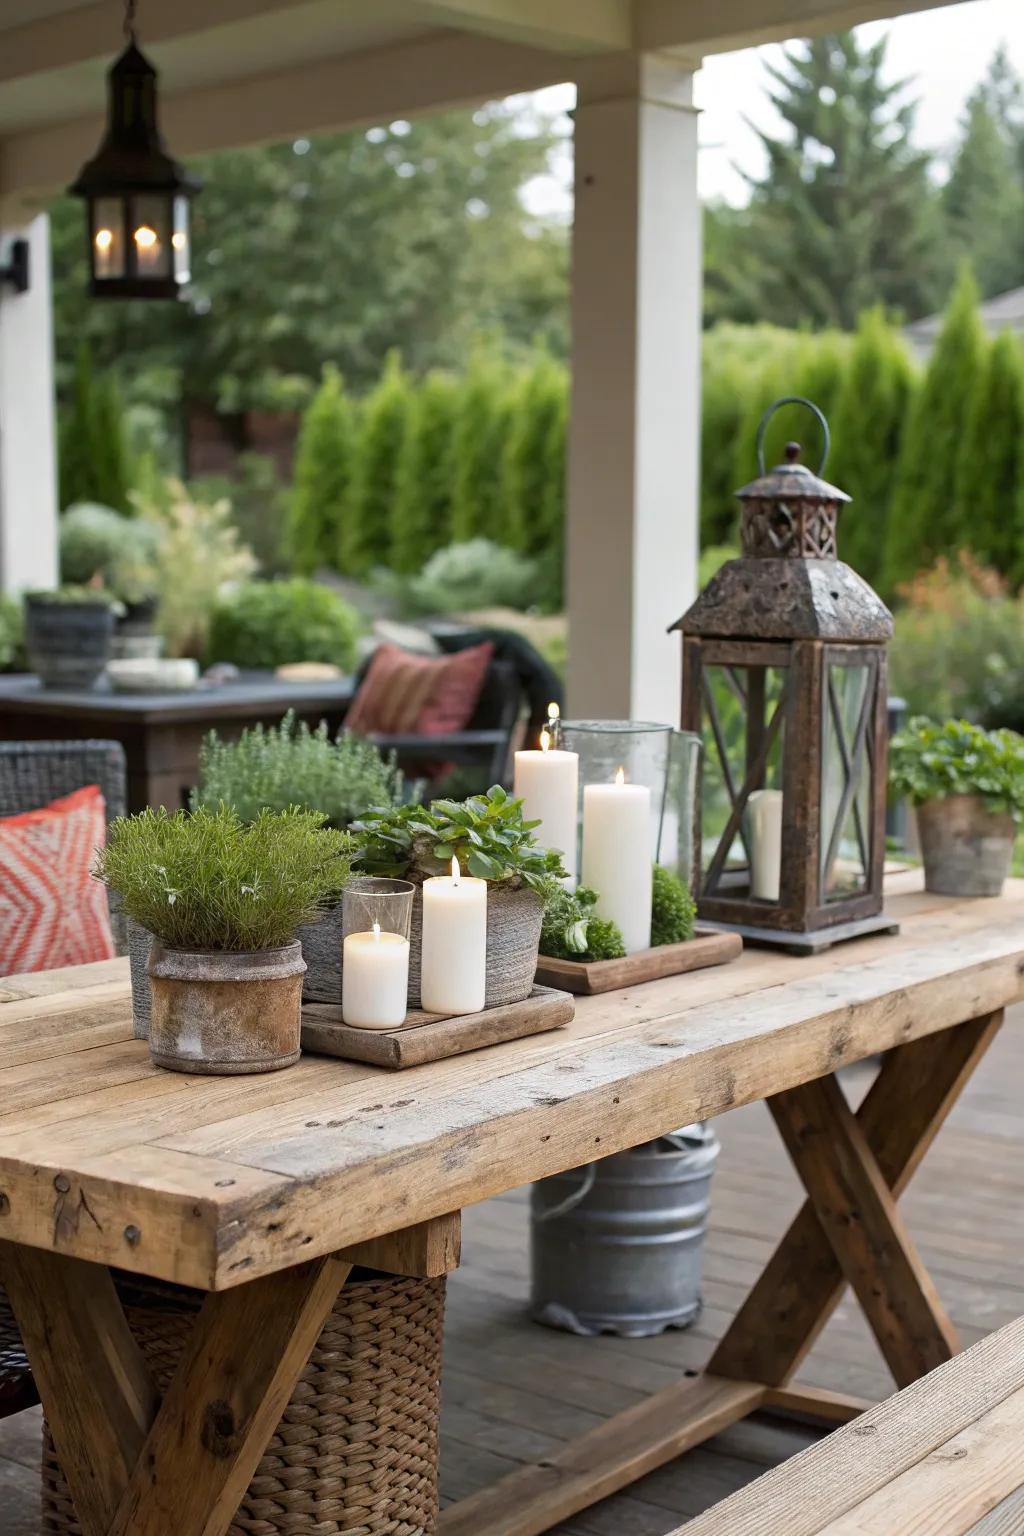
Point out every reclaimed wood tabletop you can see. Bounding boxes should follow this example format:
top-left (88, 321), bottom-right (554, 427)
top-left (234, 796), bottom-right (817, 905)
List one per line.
top-left (0, 872), bottom-right (1021, 1294)
top-left (2, 871), bottom-right (1023, 1536)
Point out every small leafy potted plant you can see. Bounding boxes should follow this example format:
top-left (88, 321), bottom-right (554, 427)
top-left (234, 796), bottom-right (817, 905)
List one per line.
top-left (24, 586), bottom-right (120, 690)
top-left (889, 717), bottom-right (1024, 897)
top-left (353, 786), bottom-right (565, 1008)
top-left (94, 805), bottom-right (351, 1074)
top-left (192, 711), bottom-right (400, 1002)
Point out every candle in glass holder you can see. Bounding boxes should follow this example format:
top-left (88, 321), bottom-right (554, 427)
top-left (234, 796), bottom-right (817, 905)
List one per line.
top-left (421, 856), bottom-right (487, 1014)
top-left (513, 725), bottom-right (578, 882)
top-left (582, 768), bottom-right (652, 953)
top-left (342, 922), bottom-right (410, 1029)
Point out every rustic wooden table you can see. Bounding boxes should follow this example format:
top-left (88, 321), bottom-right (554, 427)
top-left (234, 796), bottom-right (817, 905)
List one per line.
top-left (0, 871), bottom-right (1021, 1536)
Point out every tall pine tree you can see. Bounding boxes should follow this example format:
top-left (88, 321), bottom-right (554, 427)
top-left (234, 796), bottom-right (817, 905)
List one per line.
top-left (287, 366), bottom-right (355, 575)
top-left (884, 267), bottom-right (988, 591)
top-left (955, 330), bottom-right (1024, 582)
top-left (943, 86), bottom-right (1024, 299)
top-left (828, 308), bottom-right (916, 592)
top-left (714, 33), bottom-right (941, 328)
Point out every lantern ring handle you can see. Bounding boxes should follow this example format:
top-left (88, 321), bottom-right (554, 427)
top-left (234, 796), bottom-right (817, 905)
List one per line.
top-left (756, 395), bottom-right (830, 477)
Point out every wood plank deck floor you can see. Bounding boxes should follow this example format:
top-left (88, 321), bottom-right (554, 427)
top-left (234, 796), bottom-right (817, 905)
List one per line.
top-left (2, 1006), bottom-right (1022, 1535)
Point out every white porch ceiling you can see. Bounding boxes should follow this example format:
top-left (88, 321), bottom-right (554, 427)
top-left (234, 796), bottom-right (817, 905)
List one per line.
top-left (0, 0), bottom-right (972, 204)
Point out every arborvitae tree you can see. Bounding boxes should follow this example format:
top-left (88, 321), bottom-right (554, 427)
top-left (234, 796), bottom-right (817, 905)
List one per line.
top-left (710, 32), bottom-right (942, 329)
top-left (58, 345), bottom-right (135, 513)
top-left (943, 87), bottom-right (1024, 299)
top-left (287, 366), bottom-right (355, 575)
top-left (537, 381), bottom-right (568, 609)
top-left (730, 333), bottom-right (832, 491)
top-left (885, 268), bottom-right (989, 591)
top-left (450, 350), bottom-right (511, 543)
top-left (701, 347), bottom-right (752, 545)
top-left (391, 369), bottom-right (458, 574)
top-left (504, 353), bottom-right (568, 557)
top-left (956, 331), bottom-right (1024, 582)
top-left (343, 351), bottom-right (411, 575)
top-left (828, 308), bottom-right (917, 592)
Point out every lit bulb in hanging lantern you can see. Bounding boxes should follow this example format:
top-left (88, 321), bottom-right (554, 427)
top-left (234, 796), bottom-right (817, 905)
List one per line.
top-left (69, 0), bottom-right (200, 300)
top-left (673, 396), bottom-right (898, 954)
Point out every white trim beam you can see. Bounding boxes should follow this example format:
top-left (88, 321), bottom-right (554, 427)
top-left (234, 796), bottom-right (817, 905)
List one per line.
top-left (0, 30), bottom-right (574, 201)
top-left (637, 0), bottom-right (968, 54)
top-left (408, 0), bottom-right (630, 53)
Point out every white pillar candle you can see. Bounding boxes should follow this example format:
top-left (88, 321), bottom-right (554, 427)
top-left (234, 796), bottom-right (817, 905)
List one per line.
top-left (420, 857), bottom-right (488, 1015)
top-left (514, 727), bottom-right (579, 882)
top-left (748, 788), bottom-right (783, 902)
top-left (342, 923), bottom-right (410, 1029)
top-left (581, 769), bottom-right (652, 954)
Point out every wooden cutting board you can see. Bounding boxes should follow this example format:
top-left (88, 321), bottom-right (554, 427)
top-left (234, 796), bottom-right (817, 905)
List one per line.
top-left (301, 985), bottom-right (574, 1068)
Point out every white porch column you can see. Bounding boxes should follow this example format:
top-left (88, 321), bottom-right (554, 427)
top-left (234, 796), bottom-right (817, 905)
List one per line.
top-left (566, 54), bottom-right (701, 722)
top-left (0, 208), bottom-right (59, 594)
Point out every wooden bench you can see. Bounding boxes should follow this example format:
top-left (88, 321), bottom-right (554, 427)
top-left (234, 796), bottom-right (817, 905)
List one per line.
top-left (678, 1316), bottom-right (1024, 1536)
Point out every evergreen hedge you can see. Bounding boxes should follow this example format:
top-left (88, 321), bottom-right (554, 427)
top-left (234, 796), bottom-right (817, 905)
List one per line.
top-left (261, 279), bottom-right (1024, 607)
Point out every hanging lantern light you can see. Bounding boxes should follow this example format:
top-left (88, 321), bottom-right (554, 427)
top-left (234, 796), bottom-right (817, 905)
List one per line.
top-left (673, 397), bottom-right (898, 954)
top-left (69, 0), bottom-right (199, 299)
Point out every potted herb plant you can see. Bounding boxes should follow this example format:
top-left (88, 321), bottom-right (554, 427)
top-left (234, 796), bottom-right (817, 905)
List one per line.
top-left (353, 786), bottom-right (565, 1008)
top-left (192, 712), bottom-right (400, 1002)
top-left (24, 587), bottom-right (119, 690)
top-left (889, 717), bottom-right (1024, 897)
top-left (540, 865), bottom-right (697, 962)
top-left (94, 805), bottom-right (351, 1074)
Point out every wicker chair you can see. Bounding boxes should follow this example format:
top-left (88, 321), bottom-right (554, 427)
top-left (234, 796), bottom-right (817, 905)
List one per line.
top-left (0, 739), bottom-right (127, 1422)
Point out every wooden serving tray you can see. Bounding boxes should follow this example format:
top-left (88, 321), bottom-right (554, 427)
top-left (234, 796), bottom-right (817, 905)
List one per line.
top-left (535, 927), bottom-right (742, 995)
top-left (301, 985), bottom-right (574, 1068)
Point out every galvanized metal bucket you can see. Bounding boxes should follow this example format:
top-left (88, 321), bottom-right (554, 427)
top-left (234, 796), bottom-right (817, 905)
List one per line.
top-left (530, 1124), bottom-right (719, 1338)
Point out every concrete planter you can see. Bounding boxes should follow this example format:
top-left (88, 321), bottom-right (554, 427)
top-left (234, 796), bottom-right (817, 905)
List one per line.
top-left (917, 795), bottom-right (1016, 898)
top-left (148, 941), bottom-right (306, 1075)
top-left (24, 596), bottom-right (114, 691)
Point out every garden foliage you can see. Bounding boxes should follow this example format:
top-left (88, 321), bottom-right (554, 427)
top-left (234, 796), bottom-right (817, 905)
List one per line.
top-left (206, 579), bottom-right (361, 672)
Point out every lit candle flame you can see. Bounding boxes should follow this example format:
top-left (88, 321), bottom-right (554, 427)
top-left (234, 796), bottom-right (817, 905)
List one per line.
top-left (547, 701), bottom-right (560, 722)
top-left (372, 921), bottom-right (381, 942)
top-left (94, 228), bottom-right (113, 251)
top-left (133, 225), bottom-right (158, 249)
top-left (451, 855), bottom-right (460, 886)
top-left (615, 766), bottom-right (625, 787)
top-left (540, 728), bottom-right (551, 753)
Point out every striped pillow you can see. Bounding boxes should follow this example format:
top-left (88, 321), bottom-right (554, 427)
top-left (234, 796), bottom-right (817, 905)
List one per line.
top-left (0, 785), bottom-right (116, 975)
top-left (346, 641), bottom-right (493, 736)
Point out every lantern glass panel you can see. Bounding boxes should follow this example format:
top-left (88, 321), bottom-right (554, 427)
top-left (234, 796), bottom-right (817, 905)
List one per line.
top-left (820, 659), bottom-right (874, 900)
top-left (91, 197), bottom-right (125, 280)
top-left (129, 194), bottom-right (172, 279)
top-left (701, 662), bottom-right (788, 901)
top-left (172, 195), bottom-right (191, 283)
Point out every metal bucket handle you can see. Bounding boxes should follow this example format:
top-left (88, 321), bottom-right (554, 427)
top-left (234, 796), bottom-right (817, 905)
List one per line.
top-left (535, 1162), bottom-right (597, 1222)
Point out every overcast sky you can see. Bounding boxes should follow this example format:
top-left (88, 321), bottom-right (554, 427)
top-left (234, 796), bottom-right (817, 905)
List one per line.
top-left (518, 0), bottom-right (1024, 212)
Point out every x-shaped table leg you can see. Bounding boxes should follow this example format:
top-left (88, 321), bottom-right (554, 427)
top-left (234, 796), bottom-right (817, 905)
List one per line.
top-left (0, 1244), bottom-right (350, 1536)
top-left (711, 1010), bottom-right (1003, 1391)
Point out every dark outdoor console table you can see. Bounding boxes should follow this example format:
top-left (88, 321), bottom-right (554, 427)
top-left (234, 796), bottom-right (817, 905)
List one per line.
top-left (0, 673), bottom-right (354, 812)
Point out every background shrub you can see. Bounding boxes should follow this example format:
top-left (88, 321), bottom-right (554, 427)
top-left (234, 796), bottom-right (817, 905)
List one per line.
top-left (206, 578), bottom-right (361, 670)
top-left (287, 366), bottom-right (356, 576)
top-left (380, 538), bottom-right (539, 617)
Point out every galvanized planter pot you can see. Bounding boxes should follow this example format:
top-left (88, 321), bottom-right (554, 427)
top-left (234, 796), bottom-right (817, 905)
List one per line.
top-left (916, 795), bottom-right (1015, 898)
top-left (301, 884), bottom-right (544, 1011)
top-left (148, 941), bottom-right (306, 1075)
top-left (530, 1126), bottom-right (720, 1338)
top-left (24, 597), bottom-right (115, 691)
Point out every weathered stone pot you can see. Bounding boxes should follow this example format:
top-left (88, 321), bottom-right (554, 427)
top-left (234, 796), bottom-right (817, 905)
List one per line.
top-left (299, 904), bottom-right (344, 1004)
top-left (409, 881), bottom-right (543, 1010)
top-left (24, 596), bottom-right (115, 690)
top-left (148, 941), bottom-right (305, 1075)
top-left (917, 795), bottom-right (1016, 898)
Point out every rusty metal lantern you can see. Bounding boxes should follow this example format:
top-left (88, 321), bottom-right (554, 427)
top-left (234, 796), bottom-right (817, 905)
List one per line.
top-left (673, 397), bottom-right (898, 953)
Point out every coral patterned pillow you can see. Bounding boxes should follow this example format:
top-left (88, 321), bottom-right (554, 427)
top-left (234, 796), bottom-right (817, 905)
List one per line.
top-left (0, 785), bottom-right (115, 975)
top-left (346, 641), bottom-right (494, 736)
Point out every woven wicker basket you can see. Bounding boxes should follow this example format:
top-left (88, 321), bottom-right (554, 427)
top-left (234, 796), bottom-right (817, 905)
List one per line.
top-left (41, 1270), bottom-right (445, 1536)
